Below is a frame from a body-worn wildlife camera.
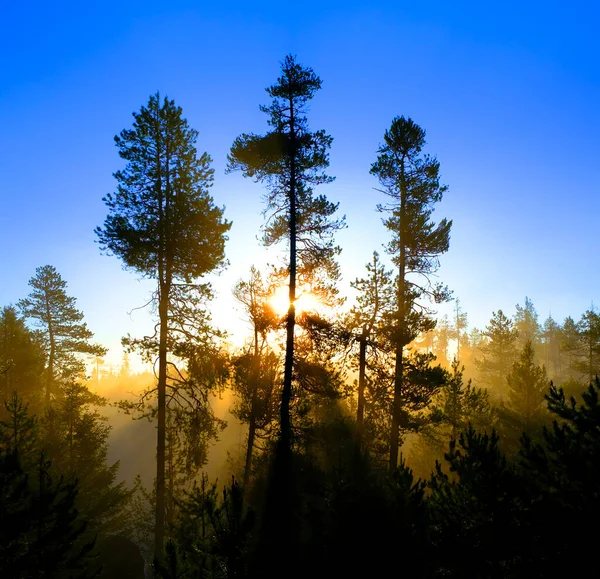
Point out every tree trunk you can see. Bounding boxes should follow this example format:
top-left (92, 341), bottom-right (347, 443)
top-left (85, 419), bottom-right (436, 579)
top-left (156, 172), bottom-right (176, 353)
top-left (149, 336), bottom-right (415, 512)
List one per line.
top-left (263, 92), bottom-right (298, 577)
top-left (389, 341), bottom-right (404, 470)
top-left (45, 296), bottom-right (55, 407)
top-left (390, 157), bottom-right (407, 472)
top-left (166, 418), bottom-right (174, 530)
top-left (155, 107), bottom-right (170, 559)
top-left (155, 282), bottom-right (168, 558)
top-left (456, 302), bottom-right (461, 361)
top-left (281, 97), bottom-right (297, 450)
top-left (356, 334), bottom-right (367, 430)
top-left (590, 334), bottom-right (593, 384)
top-left (46, 344), bottom-right (54, 407)
top-left (244, 327), bottom-right (260, 488)
top-left (244, 418), bottom-right (257, 488)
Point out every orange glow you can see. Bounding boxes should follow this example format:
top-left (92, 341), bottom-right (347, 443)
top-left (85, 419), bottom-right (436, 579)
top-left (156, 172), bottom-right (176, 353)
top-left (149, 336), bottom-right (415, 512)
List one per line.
top-left (270, 285), bottom-right (321, 316)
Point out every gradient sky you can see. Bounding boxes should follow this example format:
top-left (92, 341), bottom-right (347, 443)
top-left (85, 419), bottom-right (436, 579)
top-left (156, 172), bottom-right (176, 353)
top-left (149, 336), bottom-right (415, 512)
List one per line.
top-left (1, 1), bottom-right (599, 368)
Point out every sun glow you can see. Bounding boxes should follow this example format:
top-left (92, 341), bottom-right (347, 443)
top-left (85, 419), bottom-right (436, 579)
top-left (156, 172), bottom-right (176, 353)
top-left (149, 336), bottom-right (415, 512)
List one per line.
top-left (270, 285), bottom-right (321, 317)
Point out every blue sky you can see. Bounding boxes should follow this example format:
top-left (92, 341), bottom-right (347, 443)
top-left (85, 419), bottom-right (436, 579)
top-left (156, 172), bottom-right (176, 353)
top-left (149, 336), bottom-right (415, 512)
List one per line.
top-left (1, 1), bottom-right (598, 367)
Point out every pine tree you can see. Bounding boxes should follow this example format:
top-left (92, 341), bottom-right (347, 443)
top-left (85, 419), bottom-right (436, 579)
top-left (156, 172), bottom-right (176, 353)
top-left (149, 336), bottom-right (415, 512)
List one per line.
top-left (514, 296), bottom-right (540, 348)
top-left (503, 340), bottom-right (549, 441)
top-left (518, 379), bottom-right (600, 575)
top-left (0, 305), bottom-right (45, 408)
top-left (232, 267), bottom-right (280, 486)
top-left (443, 359), bottom-right (493, 440)
top-left (370, 116), bottom-right (452, 470)
top-left (227, 55), bottom-right (345, 452)
top-left (119, 352), bottom-right (131, 378)
top-left (556, 310), bottom-right (600, 386)
top-left (451, 299), bottom-right (468, 361)
top-left (411, 359), bottom-right (493, 478)
top-left (0, 391), bottom-right (39, 467)
top-left (455, 330), bottom-right (478, 382)
top-left (18, 266), bottom-right (106, 406)
top-left (96, 93), bottom-right (231, 556)
top-left (348, 252), bottom-right (393, 432)
top-left (575, 309), bottom-right (600, 383)
top-left (541, 314), bottom-right (561, 379)
top-left (433, 315), bottom-right (451, 367)
top-left (428, 427), bottom-right (526, 576)
top-left (0, 448), bottom-right (32, 574)
top-left (476, 310), bottom-right (519, 399)
top-left (170, 475), bottom-right (256, 578)
top-left (0, 449), bottom-right (96, 577)
top-left (231, 348), bottom-right (280, 486)
top-left (39, 381), bottom-right (132, 551)
top-left (560, 315), bottom-right (582, 382)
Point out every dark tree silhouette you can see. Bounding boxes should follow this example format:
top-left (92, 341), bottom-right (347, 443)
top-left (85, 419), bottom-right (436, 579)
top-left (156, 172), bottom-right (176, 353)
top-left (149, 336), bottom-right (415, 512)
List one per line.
top-left (575, 309), bottom-right (600, 383)
top-left (18, 265), bottom-right (106, 406)
top-left (40, 382), bottom-right (132, 545)
top-left (0, 449), bottom-right (96, 578)
top-left (0, 392), bottom-right (39, 469)
top-left (440, 359), bottom-right (493, 440)
top-left (0, 306), bottom-right (45, 408)
top-left (96, 92), bottom-right (231, 557)
top-left (370, 116), bottom-right (452, 470)
top-left (347, 252), bottom-right (393, 433)
top-left (476, 309), bottom-right (519, 399)
top-left (429, 427), bottom-right (526, 577)
top-left (227, 54), bottom-right (345, 452)
top-left (232, 267), bottom-right (280, 486)
top-left (514, 296), bottom-right (540, 348)
top-left (504, 340), bottom-right (549, 438)
top-left (519, 378), bottom-right (600, 575)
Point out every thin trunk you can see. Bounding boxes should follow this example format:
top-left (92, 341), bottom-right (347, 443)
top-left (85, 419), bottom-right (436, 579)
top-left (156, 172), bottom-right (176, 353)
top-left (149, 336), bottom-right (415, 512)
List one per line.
top-left (244, 420), bottom-right (257, 488)
top-left (456, 301), bottom-right (461, 361)
top-left (166, 420), bottom-right (174, 529)
top-left (390, 156), bottom-right (407, 472)
top-left (155, 103), bottom-right (169, 558)
top-left (201, 475), bottom-right (206, 540)
top-left (244, 326), bottom-right (260, 487)
top-left (37, 454), bottom-right (45, 569)
top-left (155, 284), bottom-right (168, 557)
top-left (12, 403), bottom-right (18, 448)
top-left (68, 409), bottom-right (74, 468)
top-left (389, 341), bottom-right (404, 470)
top-left (265, 90), bottom-right (298, 569)
top-left (356, 335), bottom-right (367, 430)
top-left (45, 294), bottom-right (55, 407)
top-left (281, 95), bottom-right (297, 450)
top-left (357, 254), bottom-right (383, 440)
top-left (590, 333), bottom-right (593, 384)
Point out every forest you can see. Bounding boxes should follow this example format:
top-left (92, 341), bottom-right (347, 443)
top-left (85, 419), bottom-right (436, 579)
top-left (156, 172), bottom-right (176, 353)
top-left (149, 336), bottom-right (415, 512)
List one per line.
top-left (2, 53), bottom-right (600, 579)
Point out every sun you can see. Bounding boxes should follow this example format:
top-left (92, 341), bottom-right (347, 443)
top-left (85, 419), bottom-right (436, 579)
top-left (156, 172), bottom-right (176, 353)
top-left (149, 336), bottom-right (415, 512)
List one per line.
top-left (269, 285), bottom-right (321, 317)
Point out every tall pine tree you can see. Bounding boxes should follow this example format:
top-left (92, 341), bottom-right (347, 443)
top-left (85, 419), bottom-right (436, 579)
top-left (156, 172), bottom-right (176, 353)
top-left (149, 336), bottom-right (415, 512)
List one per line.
top-left (96, 93), bottom-right (231, 557)
top-left (370, 116), bottom-right (452, 470)
top-left (227, 55), bottom-right (345, 452)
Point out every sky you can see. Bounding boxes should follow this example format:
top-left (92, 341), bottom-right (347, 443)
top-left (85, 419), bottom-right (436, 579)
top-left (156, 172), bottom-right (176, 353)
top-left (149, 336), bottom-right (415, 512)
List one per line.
top-left (1, 1), bottom-right (599, 369)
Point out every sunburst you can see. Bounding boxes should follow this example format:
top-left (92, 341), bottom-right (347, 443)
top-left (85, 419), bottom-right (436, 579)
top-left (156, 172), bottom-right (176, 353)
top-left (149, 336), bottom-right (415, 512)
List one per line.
top-left (269, 285), bottom-right (321, 316)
